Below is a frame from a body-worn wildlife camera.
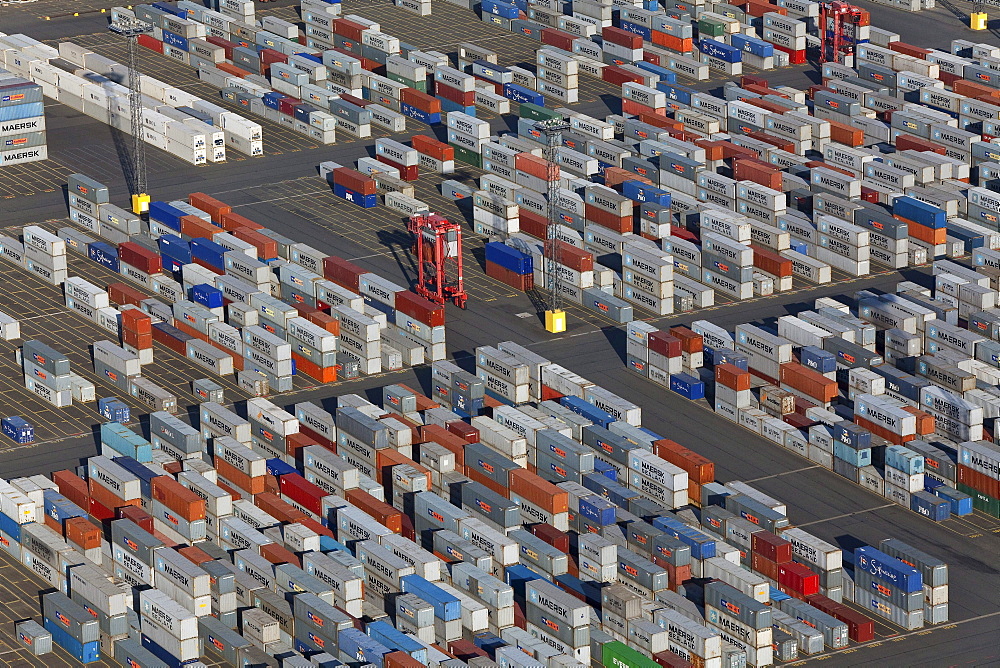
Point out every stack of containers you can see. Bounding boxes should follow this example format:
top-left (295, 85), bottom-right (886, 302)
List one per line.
top-left (22, 225), bottom-right (66, 287)
top-left (21, 340), bottom-right (72, 408)
top-left (850, 546), bottom-right (924, 630)
top-left (484, 242), bottom-right (533, 291)
top-left (243, 326), bottom-right (294, 392)
top-left (0, 73), bottom-right (47, 165)
top-left (878, 538), bottom-right (949, 625)
top-left (41, 592), bottom-right (100, 663)
top-left (957, 440), bottom-right (1000, 518)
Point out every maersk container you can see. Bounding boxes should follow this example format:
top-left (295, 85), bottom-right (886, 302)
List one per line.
top-left (910, 491), bottom-right (951, 521)
top-left (669, 372), bottom-right (705, 399)
top-left (88, 242), bottom-right (119, 272)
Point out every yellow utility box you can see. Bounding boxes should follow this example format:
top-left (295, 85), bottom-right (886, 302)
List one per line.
top-left (544, 309), bottom-right (566, 334)
top-left (131, 193), bottom-right (150, 214)
top-left (971, 12), bottom-right (988, 30)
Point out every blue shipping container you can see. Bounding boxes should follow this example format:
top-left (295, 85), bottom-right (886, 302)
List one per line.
top-left (366, 621), bottom-right (427, 664)
top-left (485, 242), bottom-right (533, 275)
top-left (190, 283), bottom-right (224, 309)
top-left (191, 237), bottom-right (227, 270)
top-left (88, 242), bottom-right (119, 272)
top-left (932, 485), bottom-right (972, 516)
top-left (0, 510), bottom-right (21, 542)
top-left (401, 102), bottom-right (442, 125)
top-left (140, 633), bottom-right (185, 668)
top-left (730, 33), bottom-right (775, 58)
top-left (158, 234), bottom-right (192, 262)
top-left (621, 181), bottom-right (672, 206)
top-left (618, 20), bottom-right (653, 40)
top-left (910, 491), bottom-right (951, 521)
top-left (634, 61), bottom-right (678, 83)
top-left (98, 397), bottom-right (130, 423)
top-left (148, 201), bottom-right (187, 231)
top-left (45, 620), bottom-right (100, 664)
top-left (43, 490), bottom-right (86, 523)
top-left (113, 456), bottom-right (160, 499)
top-left (834, 421), bottom-right (872, 449)
top-left (578, 494), bottom-right (616, 525)
top-left (400, 575), bottom-right (462, 620)
top-left (833, 442), bottom-right (871, 467)
top-left (656, 81), bottom-right (695, 106)
top-left (481, 0), bottom-right (520, 18)
top-left (855, 546), bottom-right (922, 592)
top-left (333, 183), bottom-right (378, 208)
top-left (698, 39), bottom-right (741, 63)
top-left (161, 30), bottom-right (189, 51)
top-left (267, 458), bottom-right (298, 477)
top-left (651, 516), bottom-right (716, 560)
top-left (503, 83), bottom-right (544, 106)
top-left (560, 395), bottom-right (615, 428)
top-left (152, 1), bottom-right (187, 17)
top-left (789, 239), bottom-right (809, 254)
top-left (885, 445), bottom-right (925, 475)
top-left (800, 346), bottom-right (837, 373)
top-left (438, 98), bottom-right (476, 115)
top-left (2, 416), bottom-right (33, 443)
top-left (593, 459), bottom-right (618, 481)
top-left (670, 372), bottom-right (705, 400)
top-left (893, 196), bottom-right (946, 229)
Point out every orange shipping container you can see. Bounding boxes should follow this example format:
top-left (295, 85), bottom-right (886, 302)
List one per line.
top-left (419, 424), bottom-right (466, 469)
top-left (215, 457), bottom-right (266, 495)
top-left (509, 469), bottom-right (569, 513)
top-left (253, 492), bottom-right (309, 524)
top-left (653, 439), bottom-right (714, 485)
top-left (180, 215), bottom-right (221, 239)
top-left (261, 541), bottom-right (300, 567)
top-left (53, 470), bottom-right (89, 509)
top-left (386, 651), bottom-right (426, 668)
top-left (901, 406), bottom-right (935, 435)
top-left (188, 192), bottom-right (232, 224)
top-left (715, 363), bottom-right (751, 391)
top-left (668, 326), bottom-right (704, 353)
top-left (151, 476), bottom-right (207, 521)
top-left (753, 245), bottom-right (793, 277)
top-left (177, 544), bottom-right (215, 564)
top-left (345, 489), bottom-right (403, 533)
top-left (218, 211), bottom-right (264, 232)
top-left (515, 153), bottom-right (558, 181)
top-left (826, 118), bottom-right (864, 147)
top-left (901, 218), bottom-right (948, 245)
top-left (65, 516), bottom-right (101, 550)
top-left (88, 479), bottom-right (140, 511)
top-left (650, 31), bottom-right (692, 54)
top-left (779, 362), bottom-right (837, 403)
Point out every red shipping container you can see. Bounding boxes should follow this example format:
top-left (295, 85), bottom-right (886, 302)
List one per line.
top-left (375, 154), bottom-right (419, 182)
top-left (205, 36), bottom-right (237, 59)
top-left (323, 255), bottom-right (367, 290)
top-left (895, 134), bottom-right (947, 154)
top-left (260, 48), bottom-right (288, 72)
top-left (108, 282), bottom-right (146, 307)
top-left (117, 506), bottom-right (154, 533)
top-left (622, 99), bottom-right (665, 117)
top-left (779, 363), bottom-right (838, 403)
top-left (446, 421), bottom-right (479, 444)
top-left (121, 307), bottom-right (152, 334)
top-left (752, 245), bottom-right (792, 277)
top-left (545, 240), bottom-right (593, 272)
top-left (121, 330), bottom-right (153, 350)
top-left (399, 88), bottom-right (441, 114)
top-left (89, 479), bottom-right (139, 510)
top-left (449, 640), bottom-right (488, 661)
top-left (715, 363), bottom-right (751, 391)
top-left (860, 186), bottom-right (881, 204)
top-left (652, 650), bottom-right (693, 668)
top-left (216, 62), bottom-right (250, 78)
top-left (540, 27), bottom-right (575, 51)
top-left (742, 0), bottom-right (785, 14)
top-left (901, 406), bottom-right (935, 435)
top-left (744, 129), bottom-right (796, 153)
top-left (751, 552), bottom-right (779, 581)
top-left (804, 161), bottom-right (857, 178)
top-left (218, 211), bottom-right (264, 232)
top-left (784, 413), bottom-right (816, 430)
top-left (434, 81), bottom-right (476, 107)
top-left (231, 227), bottom-right (278, 261)
top-left (345, 489), bottom-right (403, 533)
top-left (332, 18), bottom-right (366, 41)
top-left (888, 41), bottom-right (930, 58)
top-left (509, 469), bottom-right (568, 513)
top-left (302, 309), bottom-right (340, 335)
top-left (732, 158), bottom-right (783, 190)
top-left (261, 541), bottom-right (300, 567)
top-left (605, 167), bottom-right (652, 188)
top-left (398, 384), bottom-right (440, 411)
top-left (530, 523), bottom-right (570, 553)
top-left (53, 470), bottom-right (89, 509)
top-left (332, 168), bottom-right (376, 195)
top-left (417, 425), bottom-right (463, 467)
top-left (953, 79), bottom-right (1000, 98)
top-left (180, 215), bottom-right (220, 239)
top-left (603, 66), bottom-right (645, 86)
top-left (119, 242), bottom-right (162, 275)
top-left (649, 331), bottom-right (681, 357)
top-left (779, 562), bottom-right (820, 596)
top-left (637, 113), bottom-right (683, 131)
top-left (254, 492), bottom-right (309, 524)
top-left (411, 135), bottom-right (453, 162)
top-left (751, 531), bottom-right (792, 563)
top-left (806, 595), bottom-right (874, 642)
top-left (188, 192), bottom-right (231, 224)
top-left (137, 34), bottom-right (163, 53)
top-left (602, 26), bottom-right (643, 48)
top-left (515, 153), bottom-right (557, 181)
top-left (299, 517), bottom-right (335, 541)
top-left (279, 474), bottom-right (326, 517)
top-left (486, 261), bottom-right (534, 291)
top-left (177, 544), bottom-right (214, 565)
top-left (745, 97), bottom-right (794, 115)
top-left (291, 352), bottom-right (338, 383)
top-left (386, 651), bottom-right (426, 668)
top-left (395, 290), bottom-right (445, 328)
top-left (89, 497), bottom-right (115, 522)
top-left (151, 476), bottom-right (207, 521)
top-left (584, 204), bottom-right (632, 233)
top-left (770, 42), bottom-right (806, 64)
top-left (653, 439), bottom-right (714, 485)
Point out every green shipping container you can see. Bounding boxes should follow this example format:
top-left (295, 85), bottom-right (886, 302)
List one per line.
top-left (386, 72), bottom-right (427, 92)
top-left (519, 102), bottom-right (559, 122)
top-left (698, 18), bottom-right (728, 37)
top-left (450, 143), bottom-right (482, 168)
top-left (602, 642), bottom-right (659, 668)
top-left (958, 482), bottom-right (1000, 518)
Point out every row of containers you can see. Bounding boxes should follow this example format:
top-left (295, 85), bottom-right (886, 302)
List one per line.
top-left (0, 72), bottom-right (47, 167)
top-left (622, 273), bottom-right (1000, 520)
top-left (6, 171), bottom-right (449, 405)
top-left (1, 34), bottom-right (263, 163)
top-left (0, 338), bottom-right (949, 667)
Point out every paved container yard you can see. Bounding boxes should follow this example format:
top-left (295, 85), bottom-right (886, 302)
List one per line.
top-left (0, 0), bottom-right (998, 665)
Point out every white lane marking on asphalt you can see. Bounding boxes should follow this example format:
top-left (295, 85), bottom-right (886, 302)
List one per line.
top-left (795, 503), bottom-right (896, 527)
top-left (741, 465), bottom-right (821, 483)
